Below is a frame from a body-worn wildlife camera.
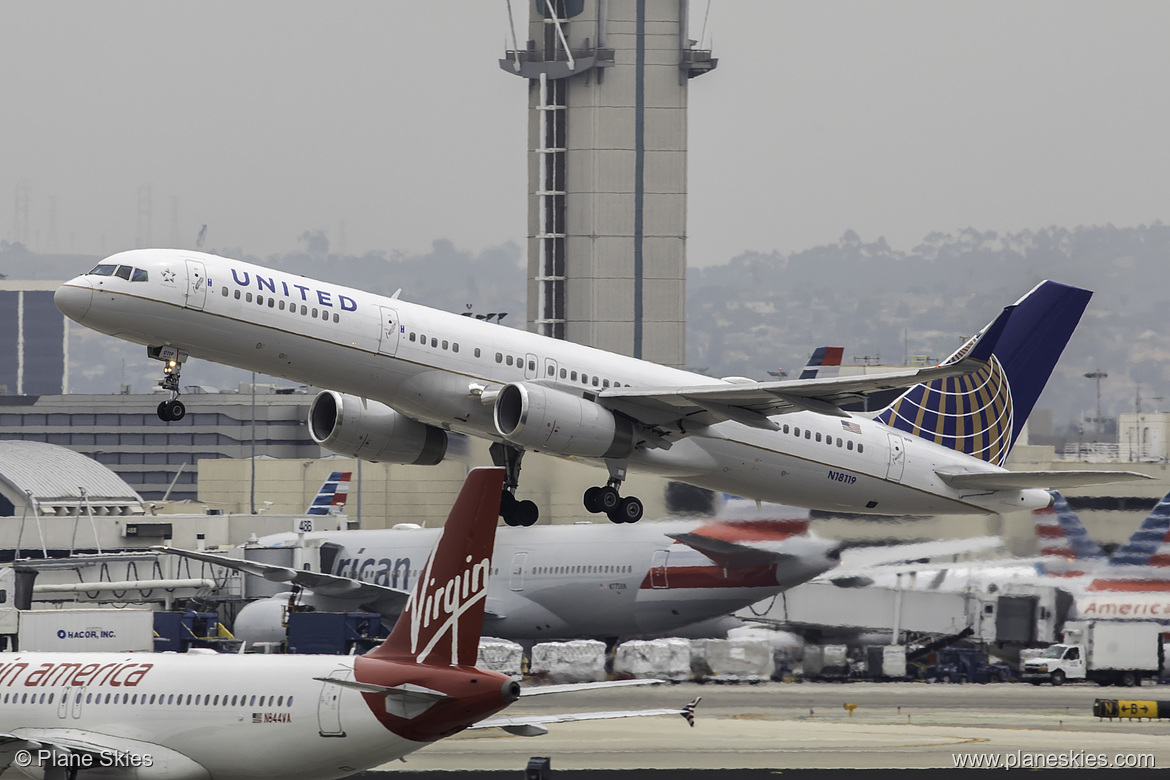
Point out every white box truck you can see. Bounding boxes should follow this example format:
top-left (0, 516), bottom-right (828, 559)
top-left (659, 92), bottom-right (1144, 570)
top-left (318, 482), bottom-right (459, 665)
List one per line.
top-left (1020, 620), bottom-right (1163, 687)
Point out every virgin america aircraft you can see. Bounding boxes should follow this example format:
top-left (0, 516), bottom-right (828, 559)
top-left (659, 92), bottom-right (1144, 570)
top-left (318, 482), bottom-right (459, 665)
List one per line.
top-left (0, 469), bottom-right (695, 780)
top-left (55, 250), bottom-right (1146, 526)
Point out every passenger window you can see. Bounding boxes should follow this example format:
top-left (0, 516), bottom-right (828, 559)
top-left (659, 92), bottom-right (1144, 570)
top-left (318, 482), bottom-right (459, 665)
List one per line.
top-left (430, 338), bottom-right (436, 347)
top-left (268, 298), bottom-right (275, 308)
top-left (847, 440), bottom-right (854, 451)
top-left (257, 296), bottom-right (264, 305)
top-left (221, 286), bottom-right (228, 296)
top-left (231, 695), bottom-right (238, 706)
top-left (115, 265), bottom-right (133, 280)
top-left (836, 437), bottom-right (843, 447)
top-left (235, 290), bottom-right (241, 300)
top-left (409, 333), bottom-right (416, 342)
top-left (474, 348), bottom-right (481, 358)
top-left (783, 424), bottom-right (789, 434)
top-left (603, 379), bottom-right (610, 388)
top-left (246, 293), bottom-right (253, 303)
top-left (571, 371), bottom-right (578, 381)
top-left (278, 696), bottom-right (284, 706)
top-left (560, 368), bottom-right (567, 379)
top-left (815, 433), bottom-right (822, 443)
top-left (805, 430), bottom-right (811, 439)
top-left (452, 343), bottom-right (459, 353)
top-left (287, 696), bottom-right (294, 706)
top-left (442, 340), bottom-right (448, 350)
top-left (592, 376), bottom-right (599, 387)
top-left (528, 360), bottom-right (535, 371)
top-left (300, 305), bottom-right (307, 315)
top-left (250, 695), bottom-right (256, 706)
top-left (506, 356), bottom-right (514, 366)
top-left (858, 443), bottom-right (864, 453)
top-left (582, 374), bottom-right (588, 384)
top-left (278, 300), bottom-right (285, 310)
top-left (794, 427), bottom-right (800, 436)
top-left (548, 366), bottom-right (555, 376)
top-left (495, 352), bottom-right (503, 363)
top-left (333, 313), bottom-right (339, 323)
top-left (312, 308), bottom-right (318, 317)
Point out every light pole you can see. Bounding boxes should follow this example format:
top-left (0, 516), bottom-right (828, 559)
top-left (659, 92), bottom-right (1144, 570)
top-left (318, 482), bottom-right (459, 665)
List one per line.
top-left (1084, 370), bottom-right (1108, 439)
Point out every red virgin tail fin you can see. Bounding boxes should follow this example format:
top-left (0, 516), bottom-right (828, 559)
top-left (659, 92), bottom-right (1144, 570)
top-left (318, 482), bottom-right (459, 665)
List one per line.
top-left (371, 467), bottom-right (505, 666)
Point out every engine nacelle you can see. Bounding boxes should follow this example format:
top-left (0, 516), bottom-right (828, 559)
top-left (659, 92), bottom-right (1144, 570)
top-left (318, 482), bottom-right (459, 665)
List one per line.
top-left (493, 383), bottom-right (634, 459)
top-left (308, 391), bottom-right (447, 465)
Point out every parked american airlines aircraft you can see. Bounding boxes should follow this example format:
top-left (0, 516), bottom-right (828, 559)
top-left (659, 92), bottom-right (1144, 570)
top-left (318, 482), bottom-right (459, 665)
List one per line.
top-left (174, 512), bottom-right (842, 643)
top-left (0, 469), bottom-right (695, 780)
top-left (55, 250), bottom-right (1147, 525)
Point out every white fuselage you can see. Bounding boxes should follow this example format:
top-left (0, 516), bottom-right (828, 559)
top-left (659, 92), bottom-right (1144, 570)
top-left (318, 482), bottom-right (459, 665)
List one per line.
top-left (56, 249), bottom-right (1048, 515)
top-left (258, 520), bottom-right (838, 640)
top-left (0, 652), bottom-right (415, 780)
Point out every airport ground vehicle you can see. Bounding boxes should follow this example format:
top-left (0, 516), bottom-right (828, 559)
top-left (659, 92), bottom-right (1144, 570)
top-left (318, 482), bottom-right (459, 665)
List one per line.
top-left (1021, 620), bottom-right (1163, 686)
top-left (925, 647), bottom-right (1013, 684)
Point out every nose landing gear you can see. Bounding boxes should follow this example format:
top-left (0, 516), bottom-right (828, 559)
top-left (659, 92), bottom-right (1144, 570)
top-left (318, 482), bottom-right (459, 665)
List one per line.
top-left (583, 460), bottom-right (643, 523)
top-left (149, 345), bottom-right (188, 422)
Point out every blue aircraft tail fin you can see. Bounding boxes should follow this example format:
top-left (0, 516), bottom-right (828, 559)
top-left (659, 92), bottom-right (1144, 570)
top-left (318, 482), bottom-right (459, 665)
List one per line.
top-left (873, 281), bottom-right (1092, 465)
top-left (1108, 491), bottom-right (1170, 568)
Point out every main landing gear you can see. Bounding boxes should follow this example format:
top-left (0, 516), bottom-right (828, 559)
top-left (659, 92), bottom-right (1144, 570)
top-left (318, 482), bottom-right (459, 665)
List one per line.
top-left (149, 345), bottom-right (188, 422)
top-left (491, 443), bottom-right (538, 527)
top-left (583, 460), bottom-right (644, 524)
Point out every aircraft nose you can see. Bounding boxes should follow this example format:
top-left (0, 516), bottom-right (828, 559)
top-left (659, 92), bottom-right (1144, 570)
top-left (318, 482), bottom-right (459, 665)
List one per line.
top-left (55, 277), bottom-right (93, 322)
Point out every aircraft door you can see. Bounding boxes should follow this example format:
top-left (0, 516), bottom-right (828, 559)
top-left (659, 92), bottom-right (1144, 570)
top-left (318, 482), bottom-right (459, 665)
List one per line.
top-left (544, 357), bottom-right (559, 381)
top-left (377, 307), bottom-right (401, 357)
top-left (524, 353), bottom-right (538, 380)
top-left (650, 550), bottom-right (669, 589)
top-left (317, 666), bottom-right (349, 737)
top-left (510, 552), bottom-right (528, 592)
top-left (885, 434), bottom-right (906, 483)
top-left (71, 687), bottom-right (85, 718)
top-left (184, 259), bottom-right (208, 311)
top-left (58, 687), bottom-right (71, 719)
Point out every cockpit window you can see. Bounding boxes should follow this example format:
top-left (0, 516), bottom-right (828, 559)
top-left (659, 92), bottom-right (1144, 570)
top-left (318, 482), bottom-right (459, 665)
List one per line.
top-left (131, 268), bottom-right (148, 282)
top-left (88, 264), bottom-right (117, 276)
top-left (115, 265), bottom-right (133, 280)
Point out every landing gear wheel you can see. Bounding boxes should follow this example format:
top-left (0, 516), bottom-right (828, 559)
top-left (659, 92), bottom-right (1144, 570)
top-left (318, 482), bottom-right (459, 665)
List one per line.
top-left (583, 486), bottom-right (604, 514)
top-left (515, 500), bottom-right (539, 527)
top-left (608, 496), bottom-right (644, 524)
top-left (597, 485), bottom-right (621, 513)
top-left (500, 491), bottom-right (539, 527)
top-left (157, 399), bottom-right (186, 422)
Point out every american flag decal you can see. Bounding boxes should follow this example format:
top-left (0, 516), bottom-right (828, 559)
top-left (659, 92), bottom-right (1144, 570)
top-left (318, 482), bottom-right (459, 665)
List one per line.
top-left (840, 420), bottom-right (862, 434)
top-left (252, 713), bottom-right (262, 724)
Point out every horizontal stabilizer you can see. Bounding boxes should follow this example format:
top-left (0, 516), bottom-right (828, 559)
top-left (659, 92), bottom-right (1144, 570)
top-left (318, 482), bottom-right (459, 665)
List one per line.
top-left (473, 695), bottom-right (700, 734)
top-left (936, 469), bottom-right (1152, 490)
top-left (667, 532), bottom-right (800, 569)
top-left (519, 679), bottom-right (663, 697)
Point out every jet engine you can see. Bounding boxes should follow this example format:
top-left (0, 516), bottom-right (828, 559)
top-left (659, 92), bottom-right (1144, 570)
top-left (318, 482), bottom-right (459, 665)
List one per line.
top-left (493, 383), bottom-right (634, 458)
top-left (308, 391), bottom-right (447, 465)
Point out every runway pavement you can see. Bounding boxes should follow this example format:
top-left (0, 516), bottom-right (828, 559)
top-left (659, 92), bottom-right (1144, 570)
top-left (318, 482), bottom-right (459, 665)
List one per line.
top-left (359, 681), bottom-right (1169, 776)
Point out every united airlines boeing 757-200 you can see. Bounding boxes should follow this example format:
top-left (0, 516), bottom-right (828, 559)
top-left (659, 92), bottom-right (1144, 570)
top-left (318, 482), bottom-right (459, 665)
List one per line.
top-left (55, 250), bottom-right (1148, 525)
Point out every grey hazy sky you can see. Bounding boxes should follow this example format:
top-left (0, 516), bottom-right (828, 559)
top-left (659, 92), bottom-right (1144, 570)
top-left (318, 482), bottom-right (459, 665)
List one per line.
top-left (3, 1), bottom-right (1168, 266)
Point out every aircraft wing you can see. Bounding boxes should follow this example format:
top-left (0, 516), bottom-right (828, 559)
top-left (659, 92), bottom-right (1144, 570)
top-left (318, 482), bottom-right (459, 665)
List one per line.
top-left (598, 357), bottom-right (985, 430)
top-left (822, 536), bottom-right (1006, 587)
top-left (935, 469), bottom-right (1152, 490)
top-left (156, 546), bottom-right (410, 620)
top-left (471, 696), bottom-right (700, 737)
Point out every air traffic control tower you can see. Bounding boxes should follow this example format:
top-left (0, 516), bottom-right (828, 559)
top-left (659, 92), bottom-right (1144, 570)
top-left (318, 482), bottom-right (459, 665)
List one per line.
top-left (501, 0), bottom-right (715, 368)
